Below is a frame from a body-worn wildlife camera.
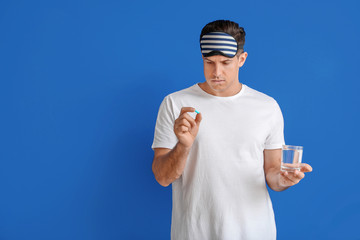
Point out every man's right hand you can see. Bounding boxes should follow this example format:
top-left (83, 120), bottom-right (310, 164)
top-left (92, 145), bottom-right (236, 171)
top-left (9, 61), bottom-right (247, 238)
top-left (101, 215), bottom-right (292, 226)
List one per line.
top-left (173, 107), bottom-right (202, 148)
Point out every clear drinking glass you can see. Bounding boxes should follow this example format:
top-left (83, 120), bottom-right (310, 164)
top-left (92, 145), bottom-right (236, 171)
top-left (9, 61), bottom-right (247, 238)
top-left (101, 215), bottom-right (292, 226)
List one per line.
top-left (281, 145), bottom-right (303, 172)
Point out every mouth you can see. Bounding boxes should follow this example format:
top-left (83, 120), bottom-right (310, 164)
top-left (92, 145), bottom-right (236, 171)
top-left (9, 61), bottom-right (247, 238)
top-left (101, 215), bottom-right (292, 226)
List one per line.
top-left (211, 79), bottom-right (225, 83)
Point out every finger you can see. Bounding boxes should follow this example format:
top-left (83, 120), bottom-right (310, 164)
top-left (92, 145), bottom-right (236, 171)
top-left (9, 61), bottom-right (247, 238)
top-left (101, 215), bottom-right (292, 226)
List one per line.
top-left (300, 163), bottom-right (313, 173)
top-left (179, 113), bottom-right (197, 128)
top-left (177, 118), bottom-right (191, 128)
top-left (293, 170), bottom-right (305, 180)
top-left (280, 171), bottom-right (296, 185)
top-left (178, 126), bottom-right (189, 133)
top-left (195, 112), bottom-right (202, 125)
top-left (180, 107), bottom-right (195, 115)
top-left (283, 170), bottom-right (304, 183)
top-left (174, 125), bottom-right (189, 135)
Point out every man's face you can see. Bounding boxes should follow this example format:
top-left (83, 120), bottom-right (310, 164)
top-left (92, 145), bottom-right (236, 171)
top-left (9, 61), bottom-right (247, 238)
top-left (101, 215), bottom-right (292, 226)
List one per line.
top-left (202, 52), bottom-right (248, 96)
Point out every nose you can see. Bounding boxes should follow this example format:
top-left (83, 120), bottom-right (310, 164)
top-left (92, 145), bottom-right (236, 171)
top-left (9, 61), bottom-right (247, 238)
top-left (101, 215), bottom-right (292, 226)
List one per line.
top-left (213, 63), bottom-right (222, 78)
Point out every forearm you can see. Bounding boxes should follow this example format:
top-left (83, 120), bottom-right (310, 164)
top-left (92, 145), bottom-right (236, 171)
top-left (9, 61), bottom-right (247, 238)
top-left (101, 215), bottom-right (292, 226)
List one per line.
top-left (266, 168), bottom-right (290, 192)
top-left (152, 142), bottom-right (191, 187)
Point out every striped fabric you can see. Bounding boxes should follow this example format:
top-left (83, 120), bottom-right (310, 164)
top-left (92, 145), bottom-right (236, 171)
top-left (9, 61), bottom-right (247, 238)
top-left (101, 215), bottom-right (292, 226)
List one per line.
top-left (200, 32), bottom-right (238, 58)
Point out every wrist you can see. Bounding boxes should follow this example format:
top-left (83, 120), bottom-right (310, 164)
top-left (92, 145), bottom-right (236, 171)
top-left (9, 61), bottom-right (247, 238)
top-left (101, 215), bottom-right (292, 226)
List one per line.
top-left (176, 141), bottom-right (192, 152)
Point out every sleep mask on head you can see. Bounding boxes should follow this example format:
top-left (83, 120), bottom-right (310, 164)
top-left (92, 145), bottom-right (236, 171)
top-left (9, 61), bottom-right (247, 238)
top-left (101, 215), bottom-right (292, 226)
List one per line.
top-left (200, 32), bottom-right (238, 58)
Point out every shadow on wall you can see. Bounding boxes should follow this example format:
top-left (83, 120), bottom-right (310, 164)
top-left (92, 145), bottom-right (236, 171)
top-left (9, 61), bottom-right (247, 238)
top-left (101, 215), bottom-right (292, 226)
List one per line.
top-left (88, 73), bottom-right (173, 238)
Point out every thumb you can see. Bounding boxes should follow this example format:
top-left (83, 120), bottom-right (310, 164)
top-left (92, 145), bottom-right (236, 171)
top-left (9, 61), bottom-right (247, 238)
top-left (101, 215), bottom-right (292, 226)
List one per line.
top-left (300, 163), bottom-right (313, 172)
top-left (195, 112), bottom-right (202, 125)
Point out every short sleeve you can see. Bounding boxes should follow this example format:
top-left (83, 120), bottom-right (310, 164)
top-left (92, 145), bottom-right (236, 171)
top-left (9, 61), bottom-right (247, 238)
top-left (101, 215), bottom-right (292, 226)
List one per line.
top-left (264, 101), bottom-right (285, 149)
top-left (151, 96), bottom-right (178, 150)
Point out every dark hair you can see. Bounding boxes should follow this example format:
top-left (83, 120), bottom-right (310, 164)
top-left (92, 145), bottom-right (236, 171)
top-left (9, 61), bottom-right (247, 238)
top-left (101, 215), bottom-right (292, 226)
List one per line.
top-left (200, 20), bottom-right (246, 54)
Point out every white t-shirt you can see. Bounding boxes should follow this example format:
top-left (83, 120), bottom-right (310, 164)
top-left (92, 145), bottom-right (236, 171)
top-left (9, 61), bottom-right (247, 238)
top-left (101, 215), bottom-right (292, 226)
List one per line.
top-left (152, 83), bottom-right (285, 240)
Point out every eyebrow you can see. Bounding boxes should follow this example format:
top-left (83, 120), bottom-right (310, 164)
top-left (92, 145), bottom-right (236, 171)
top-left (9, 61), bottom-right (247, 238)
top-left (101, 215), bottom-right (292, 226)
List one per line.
top-left (204, 58), bottom-right (232, 62)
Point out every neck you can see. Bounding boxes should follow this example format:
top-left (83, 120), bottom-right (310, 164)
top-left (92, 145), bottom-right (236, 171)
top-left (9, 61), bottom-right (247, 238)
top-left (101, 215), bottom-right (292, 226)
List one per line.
top-left (199, 81), bottom-right (242, 97)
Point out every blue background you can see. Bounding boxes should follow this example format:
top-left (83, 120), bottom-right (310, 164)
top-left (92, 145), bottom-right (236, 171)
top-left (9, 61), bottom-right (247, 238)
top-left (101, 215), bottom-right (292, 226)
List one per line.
top-left (1, 0), bottom-right (360, 239)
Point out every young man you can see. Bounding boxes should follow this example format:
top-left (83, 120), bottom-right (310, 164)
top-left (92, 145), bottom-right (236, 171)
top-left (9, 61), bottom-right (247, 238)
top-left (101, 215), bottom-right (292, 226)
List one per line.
top-left (151, 20), bottom-right (312, 240)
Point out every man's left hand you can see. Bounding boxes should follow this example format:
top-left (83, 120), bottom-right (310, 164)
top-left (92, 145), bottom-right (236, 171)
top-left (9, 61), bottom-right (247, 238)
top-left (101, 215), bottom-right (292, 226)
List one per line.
top-left (279, 163), bottom-right (313, 187)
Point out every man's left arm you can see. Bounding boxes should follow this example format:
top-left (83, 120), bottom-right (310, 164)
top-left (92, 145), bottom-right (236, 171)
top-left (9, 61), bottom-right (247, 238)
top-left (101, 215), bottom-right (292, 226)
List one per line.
top-left (264, 149), bottom-right (313, 192)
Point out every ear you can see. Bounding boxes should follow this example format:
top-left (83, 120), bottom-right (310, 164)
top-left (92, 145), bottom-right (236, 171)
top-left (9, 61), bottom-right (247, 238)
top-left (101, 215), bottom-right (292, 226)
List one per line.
top-left (237, 52), bottom-right (248, 68)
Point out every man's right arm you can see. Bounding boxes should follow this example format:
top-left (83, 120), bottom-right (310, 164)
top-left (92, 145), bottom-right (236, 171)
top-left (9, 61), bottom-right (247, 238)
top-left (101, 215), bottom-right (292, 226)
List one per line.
top-left (152, 143), bottom-right (191, 187)
top-left (152, 107), bottom-right (202, 187)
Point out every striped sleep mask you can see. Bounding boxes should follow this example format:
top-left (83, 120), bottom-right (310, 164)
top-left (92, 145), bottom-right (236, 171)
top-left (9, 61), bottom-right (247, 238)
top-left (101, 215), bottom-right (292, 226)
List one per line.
top-left (200, 32), bottom-right (238, 58)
